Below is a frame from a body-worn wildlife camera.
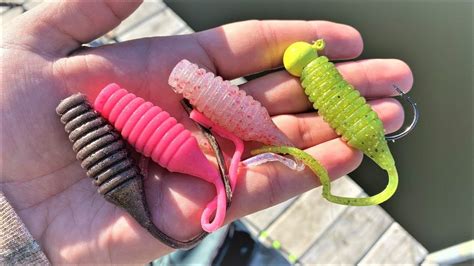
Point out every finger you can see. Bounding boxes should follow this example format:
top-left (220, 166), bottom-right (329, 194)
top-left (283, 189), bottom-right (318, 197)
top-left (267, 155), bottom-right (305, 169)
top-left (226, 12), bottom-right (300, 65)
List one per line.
top-left (272, 98), bottom-right (405, 150)
top-left (242, 58), bottom-right (413, 115)
top-left (337, 59), bottom-right (414, 97)
top-left (195, 20), bottom-right (363, 79)
top-left (230, 138), bottom-right (363, 219)
top-left (4, 0), bottom-right (142, 56)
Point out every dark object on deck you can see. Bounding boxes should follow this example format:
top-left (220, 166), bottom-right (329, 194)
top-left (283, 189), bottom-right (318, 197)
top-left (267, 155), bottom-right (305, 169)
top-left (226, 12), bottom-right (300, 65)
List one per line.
top-left (56, 93), bottom-right (206, 249)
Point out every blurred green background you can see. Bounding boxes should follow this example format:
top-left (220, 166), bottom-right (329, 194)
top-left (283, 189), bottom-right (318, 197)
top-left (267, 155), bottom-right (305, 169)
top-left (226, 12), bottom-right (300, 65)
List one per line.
top-left (165, 0), bottom-right (473, 252)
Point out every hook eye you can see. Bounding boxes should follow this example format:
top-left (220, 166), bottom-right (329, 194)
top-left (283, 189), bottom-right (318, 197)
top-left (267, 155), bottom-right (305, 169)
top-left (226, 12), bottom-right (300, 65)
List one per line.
top-left (385, 85), bottom-right (420, 142)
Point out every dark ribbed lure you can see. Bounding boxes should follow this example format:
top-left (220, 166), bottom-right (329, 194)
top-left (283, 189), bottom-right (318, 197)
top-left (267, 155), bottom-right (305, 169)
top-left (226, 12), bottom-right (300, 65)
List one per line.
top-left (254, 39), bottom-right (398, 206)
top-left (56, 93), bottom-right (206, 248)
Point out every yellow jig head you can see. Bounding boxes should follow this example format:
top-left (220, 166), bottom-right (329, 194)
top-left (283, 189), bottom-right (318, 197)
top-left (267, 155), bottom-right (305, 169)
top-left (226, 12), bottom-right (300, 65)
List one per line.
top-left (283, 39), bottom-right (325, 77)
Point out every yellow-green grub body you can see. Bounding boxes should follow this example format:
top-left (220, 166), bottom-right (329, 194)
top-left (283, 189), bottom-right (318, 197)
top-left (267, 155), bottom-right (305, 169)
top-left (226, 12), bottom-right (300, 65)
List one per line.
top-left (273, 40), bottom-right (399, 206)
top-left (301, 56), bottom-right (395, 171)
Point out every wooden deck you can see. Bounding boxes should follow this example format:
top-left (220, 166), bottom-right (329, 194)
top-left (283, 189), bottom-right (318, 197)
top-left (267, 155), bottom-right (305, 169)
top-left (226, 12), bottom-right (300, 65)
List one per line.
top-left (242, 177), bottom-right (427, 264)
top-left (1, 0), bottom-right (428, 264)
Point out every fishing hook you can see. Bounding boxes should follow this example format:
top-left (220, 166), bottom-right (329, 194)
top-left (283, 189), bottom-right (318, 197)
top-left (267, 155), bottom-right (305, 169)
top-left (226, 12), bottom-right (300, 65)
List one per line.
top-left (385, 85), bottom-right (420, 142)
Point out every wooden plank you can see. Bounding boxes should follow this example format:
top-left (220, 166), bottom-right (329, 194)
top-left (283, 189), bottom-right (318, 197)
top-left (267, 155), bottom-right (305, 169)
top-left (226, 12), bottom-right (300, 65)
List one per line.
top-left (87, 36), bottom-right (116, 47)
top-left (358, 222), bottom-right (428, 264)
top-left (230, 77), bottom-right (247, 86)
top-left (117, 6), bottom-right (185, 41)
top-left (114, 0), bottom-right (166, 38)
top-left (0, 0), bottom-right (24, 15)
top-left (422, 240), bottom-right (474, 265)
top-left (23, 0), bottom-right (41, 11)
top-left (0, 0), bottom-right (27, 3)
top-left (164, 7), bottom-right (193, 35)
top-left (0, 0), bottom-right (27, 5)
top-left (300, 204), bottom-right (393, 264)
top-left (264, 176), bottom-right (363, 258)
top-left (172, 24), bottom-right (193, 35)
top-left (240, 218), bottom-right (261, 238)
top-left (1, 0), bottom-right (39, 24)
top-left (244, 197), bottom-right (297, 230)
top-left (0, 6), bottom-right (23, 24)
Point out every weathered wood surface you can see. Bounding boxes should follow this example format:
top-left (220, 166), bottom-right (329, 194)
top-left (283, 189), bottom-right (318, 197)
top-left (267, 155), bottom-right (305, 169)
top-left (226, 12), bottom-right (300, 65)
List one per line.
top-left (263, 176), bottom-right (363, 258)
top-left (115, 0), bottom-right (191, 41)
top-left (21, 0), bottom-right (40, 11)
top-left (0, 3), bottom-right (24, 23)
top-left (114, 0), bottom-right (168, 37)
top-left (1, 0), bottom-right (191, 40)
top-left (244, 196), bottom-right (298, 230)
top-left (358, 222), bottom-right (428, 264)
top-left (300, 203), bottom-right (393, 264)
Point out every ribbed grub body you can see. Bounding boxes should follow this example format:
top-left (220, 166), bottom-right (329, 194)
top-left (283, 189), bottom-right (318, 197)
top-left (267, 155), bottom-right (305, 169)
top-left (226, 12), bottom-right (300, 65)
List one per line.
top-left (94, 84), bottom-right (218, 183)
top-left (56, 94), bottom-right (142, 195)
top-left (169, 59), bottom-right (291, 146)
top-left (301, 56), bottom-right (394, 169)
top-left (56, 93), bottom-right (211, 246)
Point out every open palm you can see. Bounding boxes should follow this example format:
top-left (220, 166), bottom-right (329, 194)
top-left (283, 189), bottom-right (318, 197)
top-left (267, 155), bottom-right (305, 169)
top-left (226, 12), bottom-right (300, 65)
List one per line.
top-left (0, 0), bottom-right (413, 264)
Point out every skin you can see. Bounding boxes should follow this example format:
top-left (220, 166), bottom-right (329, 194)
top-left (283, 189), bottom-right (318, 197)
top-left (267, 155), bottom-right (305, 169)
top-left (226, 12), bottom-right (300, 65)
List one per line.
top-left (0, 0), bottom-right (413, 264)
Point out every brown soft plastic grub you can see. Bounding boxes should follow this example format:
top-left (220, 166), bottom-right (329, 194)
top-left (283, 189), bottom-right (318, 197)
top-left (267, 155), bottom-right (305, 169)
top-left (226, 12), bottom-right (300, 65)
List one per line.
top-left (56, 93), bottom-right (206, 249)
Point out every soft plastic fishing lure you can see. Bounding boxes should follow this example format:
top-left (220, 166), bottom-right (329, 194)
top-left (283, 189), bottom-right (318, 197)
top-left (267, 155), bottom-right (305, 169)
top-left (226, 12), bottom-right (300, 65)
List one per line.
top-left (169, 59), bottom-right (292, 146)
top-left (56, 94), bottom-right (207, 248)
top-left (94, 83), bottom-right (226, 232)
top-left (57, 94), bottom-right (143, 198)
top-left (255, 39), bottom-right (400, 206)
top-left (169, 59), bottom-right (304, 172)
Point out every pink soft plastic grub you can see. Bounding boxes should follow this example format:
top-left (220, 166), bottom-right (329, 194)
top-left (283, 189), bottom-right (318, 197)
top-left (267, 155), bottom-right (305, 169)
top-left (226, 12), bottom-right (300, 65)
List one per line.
top-left (189, 110), bottom-right (244, 226)
top-left (168, 59), bottom-right (292, 146)
top-left (94, 83), bottom-right (227, 232)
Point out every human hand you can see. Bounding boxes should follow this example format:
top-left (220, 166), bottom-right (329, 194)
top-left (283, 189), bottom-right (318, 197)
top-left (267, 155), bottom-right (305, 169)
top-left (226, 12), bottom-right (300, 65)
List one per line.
top-left (0, 0), bottom-right (412, 264)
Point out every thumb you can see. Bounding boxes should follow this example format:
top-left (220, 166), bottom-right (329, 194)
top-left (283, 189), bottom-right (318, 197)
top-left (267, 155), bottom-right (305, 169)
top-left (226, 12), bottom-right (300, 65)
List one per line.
top-left (3, 0), bottom-right (142, 56)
